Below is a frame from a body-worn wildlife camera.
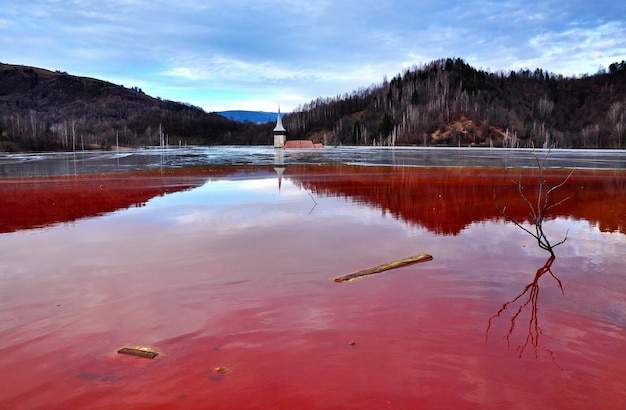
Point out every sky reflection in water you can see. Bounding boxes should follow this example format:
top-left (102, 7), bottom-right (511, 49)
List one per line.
top-left (0, 167), bottom-right (625, 409)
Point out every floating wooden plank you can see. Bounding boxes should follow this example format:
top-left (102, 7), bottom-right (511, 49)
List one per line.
top-left (334, 253), bottom-right (433, 283)
top-left (117, 347), bottom-right (158, 359)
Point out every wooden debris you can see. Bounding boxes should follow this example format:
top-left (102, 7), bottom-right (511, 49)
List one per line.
top-left (209, 366), bottom-right (231, 381)
top-left (117, 347), bottom-right (158, 359)
top-left (213, 366), bottom-right (230, 374)
top-left (334, 253), bottom-right (433, 283)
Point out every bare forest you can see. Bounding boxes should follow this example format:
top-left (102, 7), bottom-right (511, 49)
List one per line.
top-left (1, 58), bottom-right (625, 151)
top-left (283, 58), bottom-right (626, 148)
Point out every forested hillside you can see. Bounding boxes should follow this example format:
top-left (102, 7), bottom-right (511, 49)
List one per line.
top-left (0, 63), bottom-right (273, 151)
top-left (1, 59), bottom-right (625, 151)
top-left (283, 58), bottom-right (626, 148)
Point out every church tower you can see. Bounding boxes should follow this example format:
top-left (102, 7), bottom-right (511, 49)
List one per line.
top-left (273, 106), bottom-right (286, 148)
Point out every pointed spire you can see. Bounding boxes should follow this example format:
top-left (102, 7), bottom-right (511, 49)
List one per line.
top-left (273, 105), bottom-right (286, 132)
top-left (274, 166), bottom-right (284, 191)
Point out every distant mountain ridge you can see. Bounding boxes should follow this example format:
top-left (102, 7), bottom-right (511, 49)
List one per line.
top-left (217, 110), bottom-right (278, 123)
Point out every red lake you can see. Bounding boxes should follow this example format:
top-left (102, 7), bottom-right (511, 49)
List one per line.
top-left (1, 165), bottom-right (625, 409)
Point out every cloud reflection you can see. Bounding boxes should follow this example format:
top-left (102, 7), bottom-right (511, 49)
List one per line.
top-left (2, 168), bottom-right (626, 408)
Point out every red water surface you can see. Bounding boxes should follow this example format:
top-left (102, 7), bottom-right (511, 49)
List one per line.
top-left (0, 167), bottom-right (267, 233)
top-left (287, 165), bottom-right (626, 234)
top-left (1, 166), bottom-right (625, 409)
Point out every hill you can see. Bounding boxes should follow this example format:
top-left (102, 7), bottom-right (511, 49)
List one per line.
top-left (1, 59), bottom-right (625, 151)
top-left (283, 58), bottom-right (626, 148)
top-left (0, 63), bottom-right (272, 151)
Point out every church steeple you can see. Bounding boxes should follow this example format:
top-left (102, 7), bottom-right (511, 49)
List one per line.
top-left (273, 106), bottom-right (286, 132)
top-left (273, 105), bottom-right (286, 148)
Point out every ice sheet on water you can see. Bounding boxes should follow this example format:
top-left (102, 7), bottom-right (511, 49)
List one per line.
top-left (0, 146), bottom-right (624, 177)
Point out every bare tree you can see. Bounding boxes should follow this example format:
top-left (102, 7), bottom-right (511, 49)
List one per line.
top-left (494, 149), bottom-right (574, 257)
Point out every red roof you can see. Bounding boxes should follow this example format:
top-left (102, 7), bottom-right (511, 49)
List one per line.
top-left (283, 140), bottom-right (323, 149)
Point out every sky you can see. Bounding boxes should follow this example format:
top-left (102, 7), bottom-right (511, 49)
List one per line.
top-left (1, 1), bottom-right (625, 113)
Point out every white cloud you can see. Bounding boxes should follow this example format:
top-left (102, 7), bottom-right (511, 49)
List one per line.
top-left (526, 21), bottom-right (626, 74)
top-left (1, 0), bottom-right (624, 111)
top-left (164, 58), bottom-right (314, 83)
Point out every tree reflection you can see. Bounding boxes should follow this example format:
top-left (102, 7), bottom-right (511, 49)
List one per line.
top-left (486, 257), bottom-right (564, 361)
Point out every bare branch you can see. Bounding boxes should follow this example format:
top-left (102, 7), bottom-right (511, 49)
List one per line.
top-left (494, 148), bottom-right (574, 258)
top-left (544, 168), bottom-right (575, 212)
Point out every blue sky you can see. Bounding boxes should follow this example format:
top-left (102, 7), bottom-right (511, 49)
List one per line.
top-left (1, 1), bottom-right (624, 112)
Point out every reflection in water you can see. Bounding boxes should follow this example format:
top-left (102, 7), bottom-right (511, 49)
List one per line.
top-left (487, 257), bottom-right (564, 361)
top-left (0, 167), bottom-right (273, 234)
top-left (3, 165), bottom-right (625, 236)
top-left (0, 175), bottom-right (202, 234)
top-left (1, 165), bottom-right (625, 408)
top-left (273, 166), bottom-right (285, 191)
top-left (287, 165), bottom-right (626, 235)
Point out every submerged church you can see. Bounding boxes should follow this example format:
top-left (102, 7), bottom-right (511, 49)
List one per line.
top-left (272, 106), bottom-right (323, 149)
top-left (273, 107), bottom-right (287, 148)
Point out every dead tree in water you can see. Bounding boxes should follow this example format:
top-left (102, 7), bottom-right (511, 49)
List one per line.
top-left (494, 149), bottom-right (574, 257)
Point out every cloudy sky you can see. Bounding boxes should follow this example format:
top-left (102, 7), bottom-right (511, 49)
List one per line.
top-left (1, 1), bottom-right (624, 112)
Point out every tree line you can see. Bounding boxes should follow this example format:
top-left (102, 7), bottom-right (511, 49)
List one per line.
top-left (1, 59), bottom-right (625, 151)
top-left (282, 58), bottom-right (626, 148)
top-left (0, 63), bottom-right (271, 151)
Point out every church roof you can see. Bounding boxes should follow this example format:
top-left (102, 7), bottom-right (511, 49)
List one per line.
top-left (273, 106), bottom-right (286, 132)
